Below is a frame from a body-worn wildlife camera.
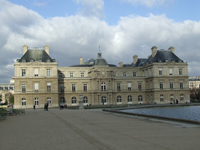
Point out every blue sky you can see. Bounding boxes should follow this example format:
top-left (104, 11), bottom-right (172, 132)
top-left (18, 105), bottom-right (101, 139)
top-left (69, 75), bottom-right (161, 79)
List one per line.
top-left (0, 0), bottom-right (200, 83)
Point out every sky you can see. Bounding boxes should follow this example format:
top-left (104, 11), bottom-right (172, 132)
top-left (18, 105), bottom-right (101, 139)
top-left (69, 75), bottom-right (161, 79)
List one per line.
top-left (0, 0), bottom-right (200, 83)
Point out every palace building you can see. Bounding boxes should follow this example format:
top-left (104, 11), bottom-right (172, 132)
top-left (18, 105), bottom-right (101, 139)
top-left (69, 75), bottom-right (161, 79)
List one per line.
top-left (13, 45), bottom-right (190, 108)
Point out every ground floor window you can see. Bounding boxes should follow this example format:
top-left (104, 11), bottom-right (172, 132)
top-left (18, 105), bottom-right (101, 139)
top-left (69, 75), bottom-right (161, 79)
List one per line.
top-left (117, 96), bottom-right (121, 102)
top-left (138, 95), bottom-right (143, 102)
top-left (83, 96), bottom-right (88, 103)
top-left (60, 97), bottom-right (65, 104)
top-left (47, 97), bottom-right (51, 105)
top-left (34, 98), bottom-right (39, 105)
top-left (101, 96), bottom-right (106, 104)
top-left (22, 98), bottom-right (26, 105)
top-left (160, 94), bottom-right (164, 101)
top-left (180, 94), bottom-right (184, 101)
top-left (170, 94), bottom-right (174, 101)
top-left (71, 97), bottom-right (76, 104)
top-left (127, 95), bottom-right (132, 102)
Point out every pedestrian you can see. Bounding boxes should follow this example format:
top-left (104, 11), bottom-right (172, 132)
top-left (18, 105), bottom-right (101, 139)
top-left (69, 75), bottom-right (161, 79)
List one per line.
top-left (46, 103), bottom-right (49, 111)
top-left (33, 105), bottom-right (35, 110)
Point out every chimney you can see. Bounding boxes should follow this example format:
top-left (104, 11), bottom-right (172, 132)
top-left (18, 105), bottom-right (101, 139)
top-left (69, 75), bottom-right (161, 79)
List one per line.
top-left (168, 46), bottom-right (175, 53)
top-left (119, 62), bottom-right (123, 67)
top-left (44, 45), bottom-right (50, 55)
top-left (133, 55), bottom-right (138, 64)
top-left (23, 45), bottom-right (28, 55)
top-left (151, 46), bottom-right (157, 57)
top-left (80, 57), bottom-right (83, 65)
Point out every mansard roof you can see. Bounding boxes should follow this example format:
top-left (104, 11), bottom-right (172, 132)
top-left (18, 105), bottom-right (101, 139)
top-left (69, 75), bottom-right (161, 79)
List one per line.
top-left (18, 48), bottom-right (55, 62)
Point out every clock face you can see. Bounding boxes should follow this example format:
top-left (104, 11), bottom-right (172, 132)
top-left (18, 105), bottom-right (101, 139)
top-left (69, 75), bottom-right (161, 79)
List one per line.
top-left (102, 72), bottom-right (105, 74)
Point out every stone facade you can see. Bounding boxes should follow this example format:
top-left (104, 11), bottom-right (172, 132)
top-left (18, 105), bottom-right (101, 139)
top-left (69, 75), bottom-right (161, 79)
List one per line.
top-left (13, 45), bottom-right (190, 108)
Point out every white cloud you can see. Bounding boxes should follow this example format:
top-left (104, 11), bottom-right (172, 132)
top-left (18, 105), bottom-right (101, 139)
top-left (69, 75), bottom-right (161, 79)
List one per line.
top-left (0, 0), bottom-right (200, 82)
top-left (119, 0), bottom-right (174, 7)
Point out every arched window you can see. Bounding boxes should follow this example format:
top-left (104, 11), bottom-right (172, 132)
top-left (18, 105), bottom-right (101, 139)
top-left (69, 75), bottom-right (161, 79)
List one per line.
top-left (34, 98), bottom-right (39, 105)
top-left (47, 97), bottom-right (51, 105)
top-left (71, 97), bottom-right (76, 104)
top-left (160, 94), bottom-right (164, 101)
top-left (101, 96), bottom-right (106, 104)
top-left (138, 95), bottom-right (143, 102)
top-left (117, 96), bottom-right (121, 102)
top-left (83, 96), bottom-right (88, 103)
top-left (170, 94), bottom-right (174, 102)
top-left (101, 82), bottom-right (106, 91)
top-left (22, 98), bottom-right (26, 105)
top-left (60, 97), bottom-right (65, 104)
top-left (127, 95), bottom-right (132, 102)
top-left (180, 94), bottom-right (184, 101)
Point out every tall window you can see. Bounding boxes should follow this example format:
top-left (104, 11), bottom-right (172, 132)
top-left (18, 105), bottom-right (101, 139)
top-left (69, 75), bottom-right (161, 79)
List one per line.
top-left (160, 81), bottom-right (163, 89)
top-left (113, 72), bottom-right (116, 77)
top-left (179, 69), bottom-right (182, 75)
top-left (83, 84), bottom-right (87, 91)
top-left (160, 94), bottom-right (164, 101)
top-left (34, 98), bottom-right (39, 105)
top-left (138, 95), bottom-right (143, 102)
top-left (159, 69), bottom-right (162, 75)
top-left (127, 95), bottom-right (132, 102)
top-left (128, 83), bottom-right (131, 90)
top-left (123, 72), bottom-right (126, 77)
top-left (170, 94), bottom-right (174, 101)
top-left (138, 83), bottom-right (142, 90)
top-left (70, 73), bottom-right (73, 77)
top-left (101, 82), bottom-right (106, 91)
top-left (47, 97), bottom-right (51, 105)
top-left (169, 68), bottom-right (173, 75)
top-left (117, 83), bottom-right (120, 91)
top-left (170, 81), bottom-right (173, 89)
top-left (22, 98), bottom-right (26, 105)
top-left (83, 96), bottom-right (88, 103)
top-left (81, 73), bottom-right (84, 77)
top-left (22, 69), bottom-right (26, 77)
top-left (146, 82), bottom-right (148, 89)
top-left (133, 72), bottom-right (136, 77)
top-left (72, 84), bottom-right (76, 92)
top-left (60, 97), bottom-right (65, 104)
top-left (117, 96), bottom-right (121, 102)
top-left (22, 83), bottom-right (26, 92)
top-left (34, 69), bottom-right (38, 77)
top-left (47, 69), bottom-right (51, 76)
top-left (60, 84), bottom-right (64, 92)
top-left (47, 83), bottom-right (51, 92)
top-left (59, 73), bottom-right (63, 78)
top-left (71, 97), bottom-right (77, 104)
top-left (101, 96), bottom-right (106, 104)
top-left (180, 94), bottom-right (184, 101)
top-left (180, 81), bottom-right (183, 88)
top-left (35, 83), bottom-right (39, 91)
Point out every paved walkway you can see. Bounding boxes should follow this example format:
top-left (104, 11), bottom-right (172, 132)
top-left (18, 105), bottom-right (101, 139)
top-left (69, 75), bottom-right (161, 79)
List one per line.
top-left (0, 108), bottom-right (200, 150)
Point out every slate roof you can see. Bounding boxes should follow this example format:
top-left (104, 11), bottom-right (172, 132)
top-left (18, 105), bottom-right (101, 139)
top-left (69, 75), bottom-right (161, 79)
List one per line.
top-left (123, 49), bottom-right (183, 67)
top-left (18, 49), bottom-right (55, 62)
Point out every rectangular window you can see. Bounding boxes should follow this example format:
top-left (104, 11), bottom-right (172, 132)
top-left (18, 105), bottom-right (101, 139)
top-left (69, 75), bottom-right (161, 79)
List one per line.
top-left (83, 84), bottom-right (87, 91)
top-left (22, 69), bottom-right (26, 77)
top-left (180, 81), bottom-right (183, 88)
top-left (34, 83), bottom-right (39, 91)
top-left (47, 69), bottom-right (51, 76)
top-left (123, 72), bottom-right (126, 77)
top-left (22, 83), bottom-right (26, 92)
top-left (47, 83), bottom-right (51, 91)
top-left (34, 69), bottom-right (38, 76)
top-left (160, 81), bottom-right (163, 89)
top-left (70, 73), bottom-right (73, 77)
top-left (113, 72), bottom-right (116, 77)
top-left (128, 83), bottom-right (131, 90)
top-left (59, 73), bottom-right (63, 78)
top-left (117, 83), bottom-right (120, 91)
top-left (146, 82), bottom-right (148, 89)
top-left (159, 69), bottom-right (162, 75)
top-left (60, 84), bottom-right (64, 92)
top-left (138, 83), bottom-right (142, 90)
top-left (169, 68), bottom-right (173, 75)
top-left (81, 73), bottom-right (84, 77)
top-left (170, 81), bottom-right (173, 89)
top-left (179, 69), bottom-right (182, 75)
top-left (133, 72), bottom-right (136, 77)
top-left (72, 84), bottom-right (76, 92)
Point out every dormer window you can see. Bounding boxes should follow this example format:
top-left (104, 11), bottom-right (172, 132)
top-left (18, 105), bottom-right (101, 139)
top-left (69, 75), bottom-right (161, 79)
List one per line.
top-left (22, 59), bottom-right (26, 62)
top-left (30, 59), bottom-right (35, 62)
top-left (47, 59), bottom-right (50, 62)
